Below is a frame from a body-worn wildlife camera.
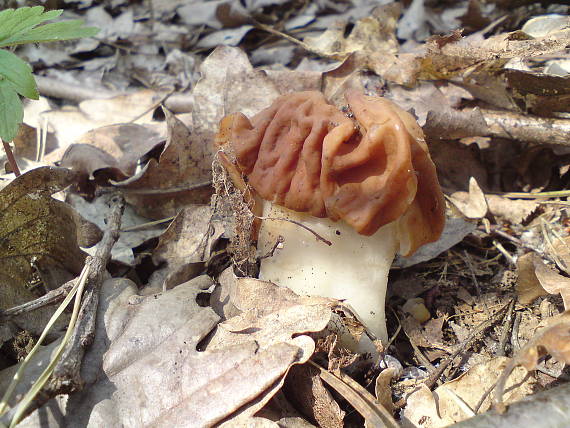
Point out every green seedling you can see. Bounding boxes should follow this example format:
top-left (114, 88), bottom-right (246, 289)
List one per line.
top-left (0, 6), bottom-right (98, 142)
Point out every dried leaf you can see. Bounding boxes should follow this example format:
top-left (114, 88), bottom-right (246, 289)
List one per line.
top-left (61, 124), bottom-right (163, 180)
top-left (517, 253), bottom-right (570, 310)
top-left (303, 4), bottom-right (401, 79)
top-left (283, 365), bottom-right (344, 428)
top-left (375, 367), bottom-right (397, 416)
top-left (192, 46), bottom-right (280, 136)
top-left (43, 90), bottom-right (166, 156)
top-left (486, 195), bottom-right (539, 225)
top-left (208, 277), bottom-right (332, 352)
top-left (395, 217), bottom-right (476, 268)
top-left (516, 252), bottom-right (548, 305)
top-left (403, 357), bottom-right (535, 427)
top-left (420, 29), bottom-right (570, 81)
top-left (116, 109), bottom-right (212, 218)
top-left (68, 193), bottom-right (165, 266)
top-left (0, 167), bottom-right (98, 341)
top-left (533, 258), bottom-right (570, 311)
top-left (513, 312), bottom-right (570, 371)
top-left (3, 276), bottom-right (314, 427)
top-left (151, 204), bottom-right (220, 289)
top-left (449, 177), bottom-right (488, 219)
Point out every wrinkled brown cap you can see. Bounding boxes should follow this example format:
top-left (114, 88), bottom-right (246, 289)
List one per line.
top-left (216, 90), bottom-right (445, 255)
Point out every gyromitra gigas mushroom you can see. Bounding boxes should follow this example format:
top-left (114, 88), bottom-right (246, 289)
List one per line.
top-left (215, 90), bottom-right (445, 345)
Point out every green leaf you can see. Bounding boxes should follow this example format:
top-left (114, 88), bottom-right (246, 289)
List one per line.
top-left (0, 7), bottom-right (61, 45)
top-left (0, 80), bottom-right (23, 142)
top-left (0, 19), bottom-right (99, 47)
top-left (0, 49), bottom-right (38, 99)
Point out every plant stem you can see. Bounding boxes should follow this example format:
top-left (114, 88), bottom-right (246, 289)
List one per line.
top-left (1, 138), bottom-right (20, 176)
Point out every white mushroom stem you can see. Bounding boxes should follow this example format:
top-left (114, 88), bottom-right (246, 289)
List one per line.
top-left (257, 201), bottom-right (399, 347)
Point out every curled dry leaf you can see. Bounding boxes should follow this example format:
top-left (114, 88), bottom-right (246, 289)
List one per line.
top-left (448, 177), bottom-right (488, 219)
top-left (115, 108), bottom-right (212, 219)
top-left (495, 312), bottom-right (570, 413)
top-left (5, 276), bottom-right (318, 427)
top-left (375, 367), bottom-right (397, 416)
top-left (0, 167), bottom-right (101, 342)
top-left (516, 252), bottom-right (570, 310)
top-left (60, 123), bottom-right (163, 183)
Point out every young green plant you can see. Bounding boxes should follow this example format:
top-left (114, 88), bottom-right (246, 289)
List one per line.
top-left (0, 6), bottom-right (98, 173)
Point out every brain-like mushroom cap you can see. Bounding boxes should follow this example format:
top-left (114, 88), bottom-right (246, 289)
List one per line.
top-left (216, 90), bottom-right (445, 255)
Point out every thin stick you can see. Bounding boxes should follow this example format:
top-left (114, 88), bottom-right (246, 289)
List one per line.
top-left (0, 267), bottom-right (87, 418)
top-left (496, 300), bottom-right (515, 357)
top-left (462, 250), bottom-right (491, 319)
top-left (423, 300), bottom-right (512, 389)
top-left (6, 265), bottom-right (90, 427)
top-left (256, 216), bottom-right (333, 246)
top-left (120, 216), bottom-right (174, 232)
top-left (111, 180), bottom-right (212, 195)
top-left (259, 235), bottom-right (285, 260)
top-left (0, 279), bottom-right (76, 321)
top-left (511, 312), bottom-right (522, 351)
top-left (48, 194), bottom-right (125, 394)
top-left (2, 138), bottom-right (20, 176)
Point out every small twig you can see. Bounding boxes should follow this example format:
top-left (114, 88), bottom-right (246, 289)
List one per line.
top-left (541, 219), bottom-right (566, 272)
top-left (488, 225), bottom-right (559, 266)
top-left (120, 216), bottom-right (174, 232)
top-left (511, 312), bottom-right (522, 351)
top-left (492, 239), bottom-right (516, 266)
top-left (474, 381), bottom-right (499, 413)
top-left (2, 138), bottom-right (20, 176)
top-left (462, 250), bottom-right (482, 298)
top-left (424, 300), bottom-right (512, 389)
top-left (48, 194), bottom-right (125, 394)
top-left (128, 89), bottom-right (175, 123)
top-left (253, 22), bottom-right (341, 61)
top-left (462, 250), bottom-right (491, 318)
top-left (34, 75), bottom-right (194, 113)
top-left (401, 322), bottom-right (436, 372)
top-left (256, 216), bottom-right (333, 246)
top-left (385, 306), bottom-right (402, 350)
top-left (535, 363), bottom-right (567, 380)
top-left (0, 279), bottom-right (76, 321)
top-left (483, 108), bottom-right (570, 147)
top-left (259, 235), bottom-right (285, 260)
top-left (110, 180), bottom-right (213, 195)
top-left (496, 300), bottom-right (516, 357)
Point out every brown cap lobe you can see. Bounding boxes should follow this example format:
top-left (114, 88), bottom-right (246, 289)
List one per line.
top-left (216, 90), bottom-right (445, 255)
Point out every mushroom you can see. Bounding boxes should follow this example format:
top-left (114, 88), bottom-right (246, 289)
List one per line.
top-left (215, 90), bottom-right (445, 345)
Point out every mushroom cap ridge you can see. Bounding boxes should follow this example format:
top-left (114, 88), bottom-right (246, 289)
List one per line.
top-left (216, 90), bottom-right (445, 255)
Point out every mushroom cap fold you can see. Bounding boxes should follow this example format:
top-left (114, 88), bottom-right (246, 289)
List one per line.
top-left (216, 90), bottom-right (445, 255)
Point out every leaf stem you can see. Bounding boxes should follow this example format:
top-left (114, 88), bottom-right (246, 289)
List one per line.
top-left (1, 138), bottom-right (20, 176)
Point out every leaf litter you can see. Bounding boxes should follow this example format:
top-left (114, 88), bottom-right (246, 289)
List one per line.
top-left (2, 1), bottom-right (570, 427)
